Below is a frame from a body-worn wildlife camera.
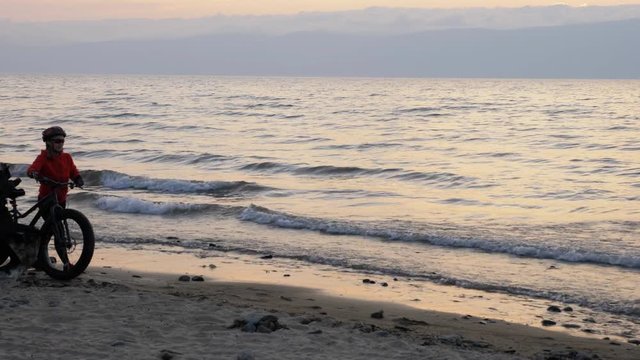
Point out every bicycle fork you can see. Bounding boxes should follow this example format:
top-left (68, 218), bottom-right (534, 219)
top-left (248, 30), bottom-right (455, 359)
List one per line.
top-left (51, 210), bottom-right (73, 269)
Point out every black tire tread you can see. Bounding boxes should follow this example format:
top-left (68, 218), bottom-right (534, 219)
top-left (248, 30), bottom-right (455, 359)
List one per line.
top-left (38, 208), bottom-right (95, 280)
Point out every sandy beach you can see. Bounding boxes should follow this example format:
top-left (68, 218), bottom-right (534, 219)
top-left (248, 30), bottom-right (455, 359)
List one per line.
top-left (1, 245), bottom-right (638, 360)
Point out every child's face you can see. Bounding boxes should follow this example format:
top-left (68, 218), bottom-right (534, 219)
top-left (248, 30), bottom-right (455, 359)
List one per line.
top-left (49, 136), bottom-right (65, 152)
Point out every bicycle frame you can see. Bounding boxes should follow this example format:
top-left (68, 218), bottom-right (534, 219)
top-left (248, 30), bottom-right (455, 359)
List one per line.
top-left (9, 183), bottom-right (69, 228)
top-left (8, 178), bottom-right (76, 265)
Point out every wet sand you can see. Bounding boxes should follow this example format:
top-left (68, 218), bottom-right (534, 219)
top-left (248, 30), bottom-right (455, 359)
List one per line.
top-left (1, 245), bottom-right (638, 360)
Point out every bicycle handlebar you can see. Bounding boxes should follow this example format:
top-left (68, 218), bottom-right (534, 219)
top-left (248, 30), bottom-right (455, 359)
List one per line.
top-left (36, 176), bottom-right (78, 189)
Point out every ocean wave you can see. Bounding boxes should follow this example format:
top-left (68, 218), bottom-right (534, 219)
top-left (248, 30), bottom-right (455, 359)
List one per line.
top-left (239, 161), bottom-right (489, 188)
top-left (94, 196), bottom-right (202, 215)
top-left (396, 106), bottom-right (440, 113)
top-left (92, 196), bottom-right (240, 215)
top-left (0, 143), bottom-right (30, 150)
top-left (240, 162), bottom-right (289, 172)
top-left (128, 150), bottom-right (230, 165)
top-left (82, 169), bottom-right (271, 196)
top-left (67, 191), bottom-right (244, 216)
top-left (245, 102), bottom-right (294, 109)
top-left (294, 165), bottom-right (397, 177)
top-left (239, 205), bottom-right (640, 269)
top-left (0, 164), bottom-right (269, 197)
top-left (312, 143), bottom-right (403, 150)
top-left (88, 112), bottom-right (146, 119)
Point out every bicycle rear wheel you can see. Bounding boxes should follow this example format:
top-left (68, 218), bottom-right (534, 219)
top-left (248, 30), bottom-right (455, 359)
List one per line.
top-left (38, 208), bottom-right (95, 280)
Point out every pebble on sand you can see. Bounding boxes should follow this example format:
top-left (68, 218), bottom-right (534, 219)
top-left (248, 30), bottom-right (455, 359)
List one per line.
top-left (371, 310), bottom-right (384, 319)
top-left (541, 320), bottom-right (556, 327)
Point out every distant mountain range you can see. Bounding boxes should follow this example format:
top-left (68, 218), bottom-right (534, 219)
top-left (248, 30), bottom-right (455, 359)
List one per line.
top-left (1, 6), bottom-right (639, 78)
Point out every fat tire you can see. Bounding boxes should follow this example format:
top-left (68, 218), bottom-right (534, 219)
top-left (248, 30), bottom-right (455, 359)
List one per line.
top-left (0, 244), bottom-right (15, 271)
top-left (38, 208), bottom-right (95, 280)
top-left (0, 250), bottom-right (8, 266)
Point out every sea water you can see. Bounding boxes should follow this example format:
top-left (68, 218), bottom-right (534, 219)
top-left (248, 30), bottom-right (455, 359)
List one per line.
top-left (1, 75), bottom-right (638, 338)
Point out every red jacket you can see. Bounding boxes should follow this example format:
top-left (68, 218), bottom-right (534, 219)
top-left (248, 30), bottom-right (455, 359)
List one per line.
top-left (28, 150), bottom-right (80, 203)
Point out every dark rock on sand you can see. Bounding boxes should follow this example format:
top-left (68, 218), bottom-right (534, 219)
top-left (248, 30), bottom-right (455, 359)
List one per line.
top-left (434, 334), bottom-right (491, 349)
top-left (393, 317), bottom-right (429, 326)
top-left (538, 350), bottom-right (599, 360)
top-left (542, 320), bottom-right (557, 326)
top-left (421, 336), bottom-right (438, 346)
top-left (237, 351), bottom-right (255, 360)
top-left (629, 339), bottom-right (640, 345)
top-left (371, 310), bottom-right (384, 319)
top-left (300, 316), bottom-right (322, 325)
top-left (354, 323), bottom-right (379, 333)
top-left (308, 330), bottom-right (323, 335)
top-left (562, 323), bottom-right (581, 329)
top-left (159, 349), bottom-right (182, 360)
top-left (260, 255), bottom-right (273, 259)
top-left (547, 305), bottom-right (562, 313)
top-left (362, 279), bottom-right (375, 284)
top-left (439, 334), bottom-right (463, 346)
top-left (229, 314), bottom-right (286, 333)
top-left (381, 282), bottom-right (389, 287)
top-left (178, 275), bottom-right (190, 282)
top-left (191, 276), bottom-right (204, 282)
top-left (563, 306), bottom-right (574, 312)
top-left (240, 322), bottom-right (257, 332)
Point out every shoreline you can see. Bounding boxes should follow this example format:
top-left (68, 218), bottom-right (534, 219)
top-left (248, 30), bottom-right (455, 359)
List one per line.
top-left (2, 244), bottom-right (638, 359)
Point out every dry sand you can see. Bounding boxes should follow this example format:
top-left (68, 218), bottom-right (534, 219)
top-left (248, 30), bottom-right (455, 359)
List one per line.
top-left (1, 245), bottom-right (638, 360)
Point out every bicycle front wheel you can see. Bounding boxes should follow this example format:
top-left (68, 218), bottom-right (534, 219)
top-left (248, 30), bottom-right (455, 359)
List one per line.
top-left (38, 208), bottom-right (95, 280)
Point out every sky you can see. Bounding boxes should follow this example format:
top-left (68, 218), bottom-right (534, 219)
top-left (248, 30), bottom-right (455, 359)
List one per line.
top-left (1, 0), bottom-right (640, 22)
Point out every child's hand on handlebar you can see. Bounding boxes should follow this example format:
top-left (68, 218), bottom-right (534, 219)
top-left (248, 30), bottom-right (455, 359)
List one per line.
top-left (73, 175), bottom-right (85, 189)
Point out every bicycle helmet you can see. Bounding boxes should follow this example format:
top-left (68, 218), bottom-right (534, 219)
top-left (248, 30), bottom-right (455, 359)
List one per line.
top-left (42, 126), bottom-right (67, 142)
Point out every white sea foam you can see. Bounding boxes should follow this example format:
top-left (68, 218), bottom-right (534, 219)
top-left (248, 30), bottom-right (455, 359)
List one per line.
top-left (100, 172), bottom-right (257, 194)
top-left (95, 196), bottom-right (201, 215)
top-left (239, 205), bottom-right (640, 269)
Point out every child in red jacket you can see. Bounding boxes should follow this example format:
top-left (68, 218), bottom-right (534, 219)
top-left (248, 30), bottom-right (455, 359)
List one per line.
top-left (27, 126), bottom-right (84, 205)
